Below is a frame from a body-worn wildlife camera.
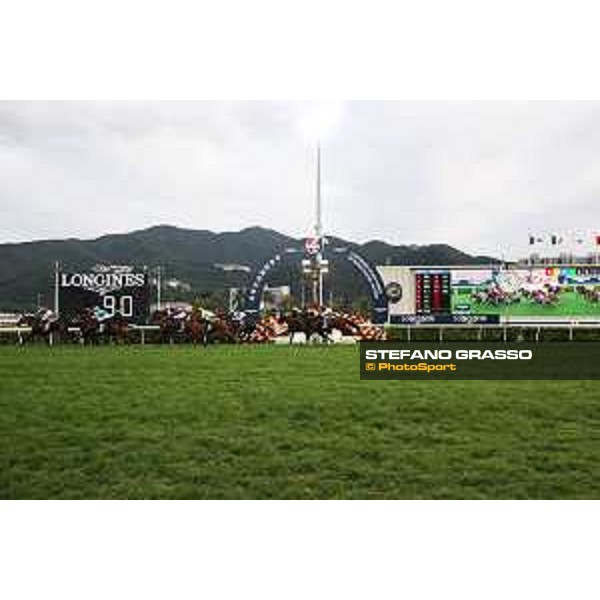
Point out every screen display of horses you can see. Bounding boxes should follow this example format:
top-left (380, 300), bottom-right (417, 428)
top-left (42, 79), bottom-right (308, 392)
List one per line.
top-left (379, 265), bottom-right (600, 321)
top-left (59, 265), bottom-right (150, 323)
top-left (450, 266), bottom-right (600, 317)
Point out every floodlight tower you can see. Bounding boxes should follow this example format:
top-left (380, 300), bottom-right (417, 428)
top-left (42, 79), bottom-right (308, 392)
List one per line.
top-left (314, 144), bottom-right (322, 306)
top-left (298, 103), bottom-right (341, 308)
top-left (311, 143), bottom-right (327, 307)
top-left (315, 144), bottom-right (322, 240)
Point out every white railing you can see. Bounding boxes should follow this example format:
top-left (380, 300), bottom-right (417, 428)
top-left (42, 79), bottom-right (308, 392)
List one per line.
top-left (387, 322), bottom-right (600, 342)
top-left (1, 323), bottom-right (599, 344)
top-left (0, 324), bottom-right (161, 345)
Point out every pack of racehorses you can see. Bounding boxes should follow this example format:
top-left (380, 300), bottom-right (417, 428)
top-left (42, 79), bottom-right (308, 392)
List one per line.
top-left (17, 308), bottom-right (132, 346)
top-left (150, 307), bottom-right (385, 345)
top-left (16, 307), bottom-right (385, 346)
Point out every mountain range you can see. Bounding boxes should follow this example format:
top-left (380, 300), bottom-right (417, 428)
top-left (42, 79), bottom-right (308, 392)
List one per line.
top-left (0, 225), bottom-right (498, 310)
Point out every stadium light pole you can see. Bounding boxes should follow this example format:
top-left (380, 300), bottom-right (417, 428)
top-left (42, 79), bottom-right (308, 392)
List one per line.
top-left (315, 143), bottom-right (322, 241)
top-left (308, 142), bottom-right (327, 308)
top-left (297, 103), bottom-right (342, 309)
top-left (315, 143), bottom-right (324, 308)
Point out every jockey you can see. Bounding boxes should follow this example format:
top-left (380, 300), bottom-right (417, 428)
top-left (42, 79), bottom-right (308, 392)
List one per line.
top-left (232, 309), bottom-right (246, 324)
top-left (321, 306), bottom-right (333, 328)
top-left (172, 308), bottom-right (188, 321)
top-left (36, 307), bottom-right (52, 319)
top-left (202, 309), bottom-right (217, 322)
top-left (171, 308), bottom-right (188, 332)
top-left (93, 305), bottom-right (112, 333)
top-left (36, 307), bottom-right (57, 333)
top-left (93, 305), bottom-right (112, 322)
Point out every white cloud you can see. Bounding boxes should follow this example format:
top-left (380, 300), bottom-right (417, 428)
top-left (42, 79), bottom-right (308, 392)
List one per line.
top-left (0, 101), bottom-right (599, 258)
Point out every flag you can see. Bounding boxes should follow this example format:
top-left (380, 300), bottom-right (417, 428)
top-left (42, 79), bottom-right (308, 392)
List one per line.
top-left (596, 234), bottom-right (600, 246)
top-left (528, 235), bottom-right (544, 245)
top-left (551, 234), bottom-right (563, 245)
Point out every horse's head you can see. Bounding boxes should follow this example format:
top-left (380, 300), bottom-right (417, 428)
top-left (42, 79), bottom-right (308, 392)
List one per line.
top-left (80, 310), bottom-right (99, 329)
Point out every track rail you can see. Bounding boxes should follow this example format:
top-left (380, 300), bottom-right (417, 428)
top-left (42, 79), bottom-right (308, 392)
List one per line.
top-left (1, 323), bottom-right (599, 344)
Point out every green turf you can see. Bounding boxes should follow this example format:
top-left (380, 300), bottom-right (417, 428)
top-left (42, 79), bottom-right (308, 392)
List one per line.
top-left (453, 290), bottom-right (600, 317)
top-left (1, 345), bottom-right (599, 499)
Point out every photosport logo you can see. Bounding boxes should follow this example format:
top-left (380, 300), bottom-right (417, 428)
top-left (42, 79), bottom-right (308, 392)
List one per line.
top-left (359, 342), bottom-right (600, 380)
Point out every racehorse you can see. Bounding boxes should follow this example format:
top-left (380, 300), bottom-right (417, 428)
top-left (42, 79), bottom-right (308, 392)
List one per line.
top-left (17, 311), bottom-right (64, 345)
top-left (151, 309), bottom-right (182, 344)
top-left (205, 312), bottom-right (238, 344)
top-left (184, 310), bottom-right (209, 346)
top-left (104, 312), bottom-right (130, 344)
top-left (70, 309), bottom-right (129, 345)
top-left (577, 286), bottom-right (600, 304)
top-left (70, 309), bottom-right (102, 345)
top-left (282, 309), bottom-right (333, 344)
top-left (229, 312), bottom-right (257, 343)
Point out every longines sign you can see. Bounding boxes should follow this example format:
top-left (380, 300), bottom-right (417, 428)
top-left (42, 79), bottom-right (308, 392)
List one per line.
top-left (59, 265), bottom-right (150, 322)
top-left (60, 271), bottom-right (146, 295)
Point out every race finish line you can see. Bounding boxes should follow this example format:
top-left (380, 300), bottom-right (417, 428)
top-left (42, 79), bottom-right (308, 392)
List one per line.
top-left (360, 341), bottom-right (600, 380)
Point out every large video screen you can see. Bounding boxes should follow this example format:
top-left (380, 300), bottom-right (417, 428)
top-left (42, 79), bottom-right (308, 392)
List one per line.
top-left (450, 266), bottom-right (600, 317)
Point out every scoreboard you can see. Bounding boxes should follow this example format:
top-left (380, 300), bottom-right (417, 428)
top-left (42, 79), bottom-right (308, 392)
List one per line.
top-left (415, 269), bottom-right (451, 315)
top-left (59, 265), bottom-right (151, 323)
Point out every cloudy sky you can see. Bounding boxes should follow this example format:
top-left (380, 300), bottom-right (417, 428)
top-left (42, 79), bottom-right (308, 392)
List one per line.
top-left (1, 100), bottom-right (599, 258)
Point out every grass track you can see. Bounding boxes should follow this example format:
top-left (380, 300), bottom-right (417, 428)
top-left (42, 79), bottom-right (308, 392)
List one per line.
top-left (1, 345), bottom-right (599, 499)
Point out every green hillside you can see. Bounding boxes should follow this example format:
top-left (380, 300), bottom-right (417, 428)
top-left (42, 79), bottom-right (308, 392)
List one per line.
top-left (0, 225), bottom-right (497, 310)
